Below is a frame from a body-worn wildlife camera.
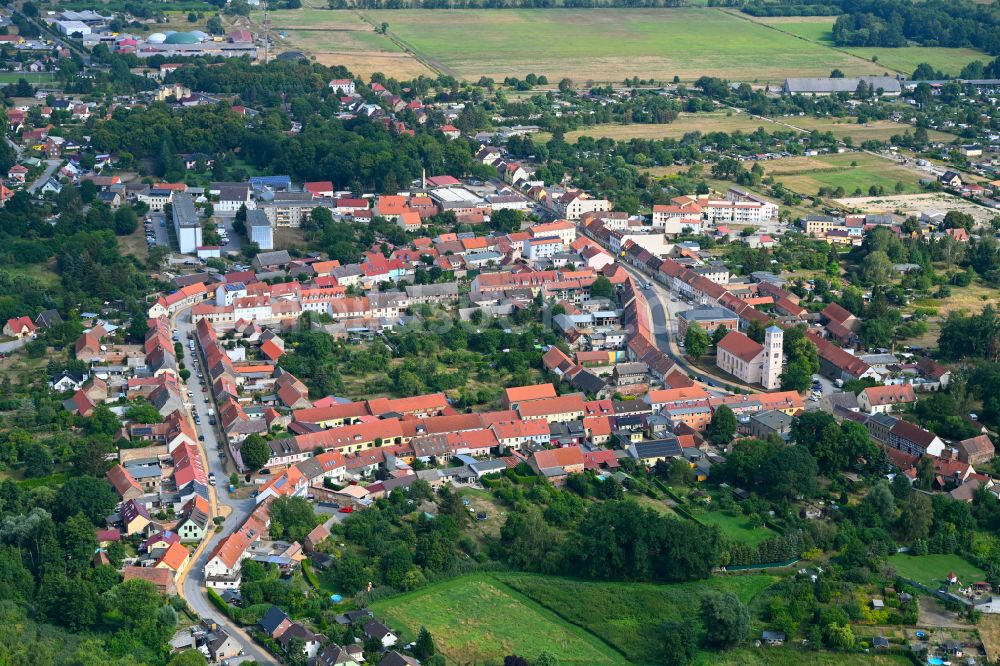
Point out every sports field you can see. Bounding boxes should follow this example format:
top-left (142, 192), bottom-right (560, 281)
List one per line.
top-left (887, 553), bottom-right (986, 589)
top-left (762, 152), bottom-right (925, 196)
top-left (755, 15), bottom-right (986, 76)
top-left (370, 574), bottom-right (627, 664)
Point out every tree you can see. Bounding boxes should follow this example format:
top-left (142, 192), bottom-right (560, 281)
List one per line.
top-left (269, 496), bottom-right (318, 542)
top-left (861, 250), bottom-right (893, 286)
top-left (780, 358), bottom-right (813, 393)
top-left (661, 621), bottom-right (695, 666)
top-left (700, 591), bottom-right (749, 648)
top-left (558, 78), bottom-right (574, 93)
top-left (707, 405), bottom-right (737, 446)
top-left (168, 651), bottom-right (208, 666)
top-left (683, 323), bottom-right (710, 359)
top-left (415, 626), bottom-right (436, 660)
top-left (240, 434), bottom-right (270, 472)
top-left (897, 492), bottom-right (932, 542)
top-left (54, 476), bottom-right (117, 524)
top-left (711, 324), bottom-right (729, 347)
top-left (589, 276), bottom-right (613, 299)
top-left (863, 481), bottom-right (896, 525)
top-left (22, 442), bottom-right (53, 478)
top-left (746, 319), bottom-right (766, 344)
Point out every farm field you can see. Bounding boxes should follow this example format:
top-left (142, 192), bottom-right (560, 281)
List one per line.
top-left (370, 574), bottom-right (627, 664)
top-left (751, 16), bottom-right (986, 76)
top-left (694, 509), bottom-right (777, 547)
top-left (495, 572), bottom-right (776, 664)
top-left (255, 8), bottom-right (433, 79)
top-left (359, 8), bottom-right (900, 82)
top-left (762, 152), bottom-right (925, 196)
top-left (782, 116), bottom-right (956, 143)
top-left (887, 553), bottom-right (986, 589)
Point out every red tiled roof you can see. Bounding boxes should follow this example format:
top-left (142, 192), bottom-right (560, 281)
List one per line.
top-left (717, 331), bottom-right (764, 363)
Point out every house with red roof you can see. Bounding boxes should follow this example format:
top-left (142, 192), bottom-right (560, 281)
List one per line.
top-left (3, 316), bottom-right (35, 339)
top-left (858, 384), bottom-right (916, 414)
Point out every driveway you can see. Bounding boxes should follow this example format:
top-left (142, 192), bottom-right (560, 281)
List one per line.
top-left (173, 307), bottom-right (277, 665)
top-left (27, 159), bottom-right (60, 194)
top-left (0, 336), bottom-right (30, 354)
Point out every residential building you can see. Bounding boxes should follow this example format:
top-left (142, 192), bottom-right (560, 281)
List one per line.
top-left (172, 193), bottom-right (202, 254)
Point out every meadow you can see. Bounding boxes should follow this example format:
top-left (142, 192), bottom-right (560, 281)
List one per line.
top-left (369, 574), bottom-right (628, 664)
top-left (756, 15), bottom-right (986, 76)
top-left (694, 509), bottom-right (777, 547)
top-left (496, 572), bottom-right (776, 663)
top-left (761, 152), bottom-right (925, 196)
top-left (546, 113), bottom-right (952, 145)
top-left (887, 553), bottom-right (986, 589)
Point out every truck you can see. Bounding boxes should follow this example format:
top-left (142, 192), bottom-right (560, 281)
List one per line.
top-left (207, 408), bottom-right (215, 417)
top-left (834, 378), bottom-right (844, 388)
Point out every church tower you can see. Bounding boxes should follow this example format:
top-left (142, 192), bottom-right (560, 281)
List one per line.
top-left (762, 325), bottom-right (783, 390)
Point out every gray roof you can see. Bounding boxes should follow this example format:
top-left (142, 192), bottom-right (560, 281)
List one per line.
top-left (785, 76), bottom-right (901, 94)
top-left (677, 305), bottom-right (738, 322)
top-left (247, 209), bottom-right (270, 228)
top-left (172, 192), bottom-right (199, 228)
top-left (254, 250), bottom-right (291, 267)
top-left (750, 409), bottom-right (793, 432)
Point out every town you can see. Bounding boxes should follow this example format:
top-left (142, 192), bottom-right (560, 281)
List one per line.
top-left (3, 1), bottom-right (1000, 665)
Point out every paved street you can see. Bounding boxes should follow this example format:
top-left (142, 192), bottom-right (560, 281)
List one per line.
top-left (173, 307), bottom-right (277, 665)
top-left (27, 159), bottom-right (61, 194)
top-left (0, 336), bottom-right (30, 354)
top-left (620, 263), bottom-right (746, 396)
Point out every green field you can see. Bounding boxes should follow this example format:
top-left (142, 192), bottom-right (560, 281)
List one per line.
top-left (887, 553), bottom-right (986, 589)
top-left (0, 72), bottom-right (56, 84)
top-left (370, 574), bottom-right (627, 664)
top-left (497, 572), bottom-right (776, 664)
top-left (762, 152), bottom-right (925, 196)
top-left (354, 8), bottom-right (908, 82)
top-left (695, 510), bottom-right (777, 547)
top-left (765, 17), bottom-right (986, 76)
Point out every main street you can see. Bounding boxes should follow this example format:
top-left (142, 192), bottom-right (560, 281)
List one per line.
top-left (173, 306), bottom-right (277, 665)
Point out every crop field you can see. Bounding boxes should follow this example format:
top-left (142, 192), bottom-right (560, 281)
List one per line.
top-left (551, 113), bottom-right (953, 145)
top-left (268, 7), bottom-right (920, 82)
top-left (751, 15), bottom-right (986, 76)
top-left (257, 8), bottom-right (433, 79)
top-left (370, 574), bottom-right (627, 664)
top-left (692, 648), bottom-right (912, 665)
top-left (887, 553), bottom-right (986, 589)
top-left (496, 572), bottom-right (776, 664)
top-left (762, 152), bottom-right (924, 196)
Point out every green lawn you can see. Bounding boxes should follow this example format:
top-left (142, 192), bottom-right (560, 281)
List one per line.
top-left (888, 553), bottom-right (986, 589)
top-left (496, 572), bottom-right (776, 664)
top-left (695, 510), bottom-right (777, 547)
top-left (370, 574), bottom-right (627, 664)
top-left (0, 72), bottom-right (56, 84)
top-left (360, 8), bottom-right (901, 82)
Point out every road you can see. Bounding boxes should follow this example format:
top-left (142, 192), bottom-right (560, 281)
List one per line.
top-left (173, 306), bottom-right (277, 665)
top-left (619, 263), bottom-right (754, 396)
top-left (27, 159), bottom-right (60, 194)
top-left (0, 336), bottom-right (30, 354)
